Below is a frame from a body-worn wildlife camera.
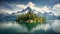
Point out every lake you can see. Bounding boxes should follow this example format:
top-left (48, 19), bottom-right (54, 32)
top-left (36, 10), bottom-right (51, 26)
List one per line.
top-left (0, 20), bottom-right (60, 34)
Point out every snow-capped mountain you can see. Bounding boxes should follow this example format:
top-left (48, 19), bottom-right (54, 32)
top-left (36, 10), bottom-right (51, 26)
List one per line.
top-left (12, 6), bottom-right (55, 17)
top-left (15, 6), bottom-right (56, 20)
top-left (42, 12), bottom-right (56, 20)
top-left (11, 7), bottom-right (35, 16)
top-left (2, 6), bottom-right (57, 21)
top-left (17, 7), bottom-right (32, 13)
top-left (42, 12), bottom-right (54, 17)
top-left (16, 7), bottom-right (35, 15)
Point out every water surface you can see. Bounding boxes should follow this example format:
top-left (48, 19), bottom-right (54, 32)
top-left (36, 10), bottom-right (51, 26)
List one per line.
top-left (0, 20), bottom-right (60, 34)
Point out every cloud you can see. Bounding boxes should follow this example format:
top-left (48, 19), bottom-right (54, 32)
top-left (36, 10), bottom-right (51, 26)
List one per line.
top-left (52, 4), bottom-right (60, 16)
top-left (16, 5), bottom-right (26, 9)
top-left (27, 2), bottom-right (51, 13)
top-left (27, 2), bottom-right (35, 7)
top-left (15, 2), bottom-right (60, 16)
top-left (0, 2), bottom-right (60, 16)
top-left (0, 9), bottom-right (13, 14)
top-left (53, 4), bottom-right (60, 10)
top-left (0, 3), bottom-right (23, 14)
top-left (0, 2), bottom-right (51, 14)
top-left (16, 2), bottom-right (51, 13)
top-left (16, 2), bottom-right (35, 9)
top-left (41, 6), bottom-right (51, 12)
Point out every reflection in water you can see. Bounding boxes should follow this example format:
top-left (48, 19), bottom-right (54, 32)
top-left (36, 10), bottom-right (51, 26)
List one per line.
top-left (0, 20), bottom-right (60, 34)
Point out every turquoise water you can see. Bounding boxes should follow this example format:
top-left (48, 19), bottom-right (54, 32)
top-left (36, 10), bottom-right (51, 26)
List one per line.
top-left (0, 20), bottom-right (60, 34)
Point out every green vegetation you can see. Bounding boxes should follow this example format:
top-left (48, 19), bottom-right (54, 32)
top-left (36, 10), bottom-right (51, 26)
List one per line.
top-left (16, 11), bottom-right (46, 23)
top-left (16, 11), bottom-right (46, 31)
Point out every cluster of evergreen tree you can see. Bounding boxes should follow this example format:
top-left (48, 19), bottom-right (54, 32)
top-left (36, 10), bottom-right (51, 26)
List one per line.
top-left (16, 11), bottom-right (46, 23)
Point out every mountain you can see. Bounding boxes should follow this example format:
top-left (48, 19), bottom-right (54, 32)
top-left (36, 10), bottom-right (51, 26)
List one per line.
top-left (42, 12), bottom-right (54, 16)
top-left (2, 7), bottom-right (33, 21)
top-left (1, 6), bottom-right (58, 21)
top-left (3, 14), bottom-right (17, 21)
top-left (17, 7), bottom-right (33, 13)
top-left (42, 12), bottom-right (56, 20)
top-left (0, 13), bottom-right (9, 21)
top-left (0, 10), bottom-right (9, 16)
top-left (23, 7), bottom-right (56, 20)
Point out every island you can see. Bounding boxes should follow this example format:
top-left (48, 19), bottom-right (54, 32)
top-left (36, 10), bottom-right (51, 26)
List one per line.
top-left (15, 7), bottom-right (46, 30)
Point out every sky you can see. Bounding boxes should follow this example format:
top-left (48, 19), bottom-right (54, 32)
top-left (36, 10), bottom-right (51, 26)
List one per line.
top-left (0, 0), bottom-right (60, 16)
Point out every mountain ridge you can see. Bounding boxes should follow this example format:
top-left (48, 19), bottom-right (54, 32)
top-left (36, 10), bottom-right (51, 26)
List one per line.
top-left (0, 6), bottom-right (58, 21)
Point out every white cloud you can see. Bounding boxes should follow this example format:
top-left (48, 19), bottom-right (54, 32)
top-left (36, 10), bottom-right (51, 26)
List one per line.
top-left (52, 4), bottom-right (60, 16)
top-left (0, 9), bottom-right (13, 14)
top-left (0, 2), bottom-right (60, 16)
top-left (41, 6), bottom-right (51, 13)
top-left (16, 2), bottom-right (60, 16)
top-left (16, 2), bottom-right (51, 13)
top-left (0, 2), bottom-right (51, 14)
top-left (16, 2), bottom-right (35, 9)
top-left (27, 2), bottom-right (51, 13)
top-left (16, 5), bottom-right (26, 9)
top-left (53, 4), bottom-right (60, 10)
top-left (27, 2), bottom-right (35, 8)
